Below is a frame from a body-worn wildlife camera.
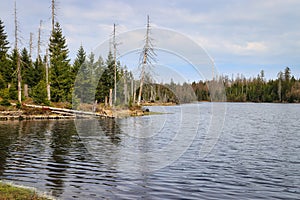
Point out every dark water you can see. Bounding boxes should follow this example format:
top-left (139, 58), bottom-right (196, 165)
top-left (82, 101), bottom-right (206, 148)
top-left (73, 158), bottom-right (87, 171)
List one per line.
top-left (0, 103), bottom-right (299, 199)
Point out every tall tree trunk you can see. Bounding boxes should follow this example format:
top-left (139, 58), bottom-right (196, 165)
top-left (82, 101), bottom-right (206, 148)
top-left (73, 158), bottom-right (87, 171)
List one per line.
top-left (14, 1), bottom-right (21, 103)
top-left (124, 77), bottom-right (128, 105)
top-left (137, 15), bottom-right (156, 106)
top-left (113, 23), bottom-right (117, 105)
top-left (109, 89), bottom-right (113, 107)
top-left (45, 49), bottom-right (51, 101)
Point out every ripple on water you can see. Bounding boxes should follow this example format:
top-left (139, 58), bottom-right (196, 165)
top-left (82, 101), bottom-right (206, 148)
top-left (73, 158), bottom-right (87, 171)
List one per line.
top-left (0, 104), bottom-right (299, 199)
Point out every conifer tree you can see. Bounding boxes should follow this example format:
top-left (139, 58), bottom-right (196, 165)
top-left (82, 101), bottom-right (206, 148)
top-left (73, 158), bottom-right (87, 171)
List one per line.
top-left (7, 49), bottom-right (18, 99)
top-left (0, 20), bottom-right (9, 58)
top-left (0, 19), bottom-right (11, 86)
top-left (30, 56), bottom-right (47, 104)
top-left (73, 46), bottom-right (92, 103)
top-left (49, 22), bottom-right (71, 102)
top-left (72, 45), bottom-right (86, 79)
top-left (21, 48), bottom-right (34, 86)
top-left (96, 51), bottom-right (120, 103)
top-left (29, 57), bottom-right (45, 88)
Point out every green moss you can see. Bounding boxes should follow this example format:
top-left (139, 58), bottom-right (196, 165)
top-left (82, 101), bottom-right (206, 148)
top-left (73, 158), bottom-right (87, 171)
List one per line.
top-left (0, 182), bottom-right (53, 200)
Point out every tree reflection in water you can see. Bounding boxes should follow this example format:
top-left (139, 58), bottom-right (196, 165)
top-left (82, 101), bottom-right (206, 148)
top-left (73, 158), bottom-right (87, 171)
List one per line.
top-left (97, 118), bottom-right (121, 145)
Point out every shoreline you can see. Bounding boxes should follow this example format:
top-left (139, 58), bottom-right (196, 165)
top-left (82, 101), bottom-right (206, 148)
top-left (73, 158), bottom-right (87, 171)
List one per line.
top-left (1, 101), bottom-right (298, 121)
top-left (0, 103), bottom-right (152, 121)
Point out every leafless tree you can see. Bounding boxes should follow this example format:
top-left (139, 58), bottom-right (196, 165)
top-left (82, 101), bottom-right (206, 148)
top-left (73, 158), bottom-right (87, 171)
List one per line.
top-left (14, 1), bottom-right (22, 103)
top-left (137, 15), bottom-right (156, 105)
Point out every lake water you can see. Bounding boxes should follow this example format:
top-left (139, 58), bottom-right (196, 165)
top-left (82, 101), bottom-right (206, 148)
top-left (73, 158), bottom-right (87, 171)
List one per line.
top-left (0, 103), bottom-right (299, 199)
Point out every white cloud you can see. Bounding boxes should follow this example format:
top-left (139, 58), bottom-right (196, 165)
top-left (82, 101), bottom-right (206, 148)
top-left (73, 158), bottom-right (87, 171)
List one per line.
top-left (226, 41), bottom-right (268, 55)
top-left (1, 0), bottom-right (300, 78)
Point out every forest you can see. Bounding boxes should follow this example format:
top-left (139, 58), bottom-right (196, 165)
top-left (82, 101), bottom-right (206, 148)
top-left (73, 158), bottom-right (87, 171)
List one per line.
top-left (0, 17), bottom-right (300, 109)
top-left (192, 67), bottom-right (300, 103)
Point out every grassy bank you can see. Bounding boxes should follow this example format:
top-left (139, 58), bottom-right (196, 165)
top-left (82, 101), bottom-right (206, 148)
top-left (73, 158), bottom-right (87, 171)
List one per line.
top-left (0, 182), bottom-right (54, 200)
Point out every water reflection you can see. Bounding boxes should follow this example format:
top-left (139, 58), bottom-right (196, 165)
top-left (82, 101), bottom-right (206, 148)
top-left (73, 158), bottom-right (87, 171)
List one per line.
top-left (0, 104), bottom-right (299, 199)
top-left (0, 120), bottom-right (82, 198)
top-left (98, 118), bottom-right (121, 145)
top-left (46, 121), bottom-right (75, 196)
top-left (0, 122), bottom-right (19, 176)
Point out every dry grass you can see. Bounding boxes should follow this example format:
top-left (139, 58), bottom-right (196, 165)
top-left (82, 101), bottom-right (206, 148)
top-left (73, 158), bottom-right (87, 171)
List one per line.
top-left (21, 106), bottom-right (52, 115)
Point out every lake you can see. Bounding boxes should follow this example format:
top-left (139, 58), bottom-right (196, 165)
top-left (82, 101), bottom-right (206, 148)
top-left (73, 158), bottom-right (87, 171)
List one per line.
top-left (0, 103), bottom-right (299, 199)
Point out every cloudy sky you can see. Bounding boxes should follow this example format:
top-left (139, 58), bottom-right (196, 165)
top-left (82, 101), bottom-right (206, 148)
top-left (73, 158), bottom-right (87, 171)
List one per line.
top-left (0, 0), bottom-right (300, 80)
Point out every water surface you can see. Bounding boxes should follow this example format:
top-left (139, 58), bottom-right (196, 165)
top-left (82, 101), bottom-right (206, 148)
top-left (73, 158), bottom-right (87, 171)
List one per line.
top-left (0, 103), bottom-right (299, 199)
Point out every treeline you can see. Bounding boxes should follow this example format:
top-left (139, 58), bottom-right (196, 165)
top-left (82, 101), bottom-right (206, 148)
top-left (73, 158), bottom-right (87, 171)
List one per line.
top-left (0, 19), bottom-right (132, 107)
top-left (0, 17), bottom-right (201, 107)
top-left (1, 17), bottom-right (299, 107)
top-left (191, 67), bottom-right (300, 103)
top-left (135, 67), bottom-right (300, 104)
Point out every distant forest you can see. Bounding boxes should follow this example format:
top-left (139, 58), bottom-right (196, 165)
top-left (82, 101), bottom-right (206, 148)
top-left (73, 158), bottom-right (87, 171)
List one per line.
top-left (191, 67), bottom-right (300, 103)
top-left (0, 18), bottom-right (299, 108)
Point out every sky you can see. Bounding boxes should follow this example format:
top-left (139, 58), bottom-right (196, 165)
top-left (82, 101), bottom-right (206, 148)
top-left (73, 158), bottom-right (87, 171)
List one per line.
top-left (0, 0), bottom-right (300, 81)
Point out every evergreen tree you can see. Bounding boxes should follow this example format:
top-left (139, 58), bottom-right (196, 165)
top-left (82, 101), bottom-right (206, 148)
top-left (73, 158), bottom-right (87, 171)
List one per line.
top-left (0, 20), bottom-right (9, 58)
top-left (96, 51), bottom-right (121, 103)
top-left (21, 48), bottom-right (34, 86)
top-left (49, 22), bottom-right (71, 102)
top-left (95, 55), bottom-right (105, 78)
top-left (0, 73), bottom-right (5, 90)
top-left (0, 19), bottom-right (11, 86)
top-left (72, 45), bottom-right (86, 80)
top-left (32, 79), bottom-right (50, 105)
top-left (9, 49), bottom-right (18, 87)
top-left (28, 57), bottom-right (44, 88)
top-left (73, 50), bottom-right (94, 103)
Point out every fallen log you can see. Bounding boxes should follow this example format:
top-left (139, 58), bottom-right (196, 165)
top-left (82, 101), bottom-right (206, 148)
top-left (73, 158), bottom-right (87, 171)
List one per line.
top-left (24, 104), bottom-right (113, 118)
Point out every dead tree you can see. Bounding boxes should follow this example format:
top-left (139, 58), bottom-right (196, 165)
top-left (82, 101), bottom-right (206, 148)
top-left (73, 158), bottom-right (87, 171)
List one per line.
top-left (47, 0), bottom-right (57, 101)
top-left (113, 23), bottom-right (117, 104)
top-left (14, 1), bottom-right (22, 103)
top-left (29, 32), bottom-right (33, 58)
top-left (123, 71), bottom-right (128, 105)
top-left (45, 49), bottom-right (50, 100)
top-left (51, 0), bottom-right (57, 32)
top-left (137, 15), bottom-right (156, 106)
top-left (37, 20), bottom-right (42, 60)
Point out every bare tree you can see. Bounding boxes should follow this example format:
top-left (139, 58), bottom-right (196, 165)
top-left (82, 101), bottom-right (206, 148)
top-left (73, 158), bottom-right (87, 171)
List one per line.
top-left (137, 15), bottom-right (156, 106)
top-left (37, 20), bottom-right (42, 60)
top-left (113, 23), bottom-right (117, 104)
top-left (46, 48), bottom-right (50, 100)
top-left (51, 0), bottom-right (57, 32)
top-left (14, 1), bottom-right (22, 103)
top-left (47, 0), bottom-right (58, 101)
top-left (29, 32), bottom-right (33, 58)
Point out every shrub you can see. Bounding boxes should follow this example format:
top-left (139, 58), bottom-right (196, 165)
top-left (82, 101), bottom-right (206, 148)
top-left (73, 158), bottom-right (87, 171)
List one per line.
top-left (0, 99), bottom-right (11, 106)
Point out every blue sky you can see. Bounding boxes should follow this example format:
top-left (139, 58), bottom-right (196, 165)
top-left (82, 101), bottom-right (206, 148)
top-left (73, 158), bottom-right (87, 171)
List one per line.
top-left (0, 0), bottom-right (300, 81)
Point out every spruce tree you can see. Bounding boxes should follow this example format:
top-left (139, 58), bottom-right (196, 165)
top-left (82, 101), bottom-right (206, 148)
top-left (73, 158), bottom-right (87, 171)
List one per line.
top-left (9, 49), bottom-right (18, 87)
top-left (21, 48), bottom-right (34, 87)
top-left (73, 46), bottom-right (91, 103)
top-left (30, 57), bottom-right (45, 88)
top-left (96, 51), bottom-right (120, 103)
top-left (30, 56), bottom-right (47, 104)
top-left (0, 19), bottom-right (11, 86)
top-left (49, 22), bottom-right (71, 102)
top-left (72, 45), bottom-right (86, 78)
top-left (0, 19), bottom-right (9, 60)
